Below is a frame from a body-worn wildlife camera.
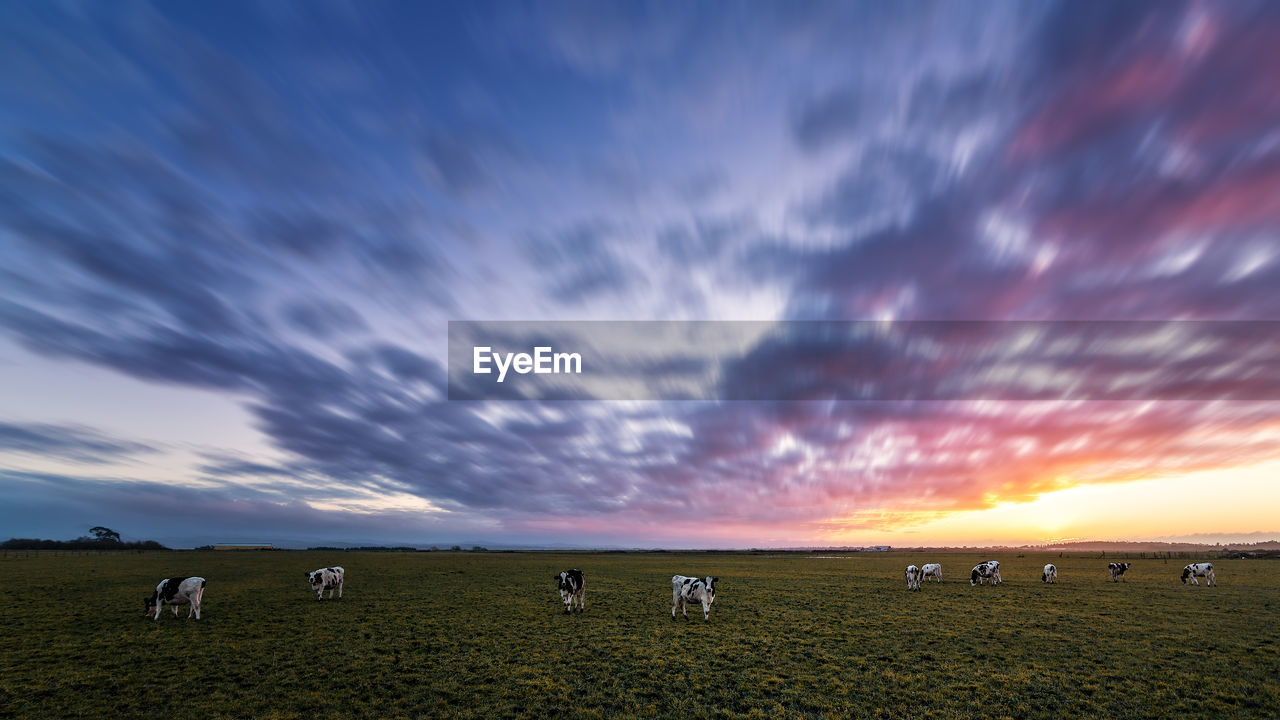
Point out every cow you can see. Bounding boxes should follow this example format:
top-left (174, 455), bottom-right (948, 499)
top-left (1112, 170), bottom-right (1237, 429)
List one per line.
top-left (307, 566), bottom-right (345, 600)
top-left (905, 565), bottom-right (922, 590)
top-left (1042, 564), bottom-right (1058, 584)
top-left (970, 560), bottom-right (1002, 586)
top-left (1182, 563), bottom-right (1216, 586)
top-left (671, 575), bottom-right (718, 621)
top-left (921, 563), bottom-right (943, 583)
top-left (1108, 562), bottom-right (1130, 583)
top-left (557, 569), bottom-right (586, 613)
top-left (144, 576), bottom-right (205, 620)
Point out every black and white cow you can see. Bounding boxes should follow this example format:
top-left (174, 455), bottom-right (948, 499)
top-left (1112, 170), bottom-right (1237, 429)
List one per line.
top-left (921, 563), bottom-right (943, 583)
top-left (970, 560), bottom-right (1002, 586)
top-left (1108, 562), bottom-right (1130, 583)
top-left (1182, 562), bottom-right (1216, 586)
top-left (557, 569), bottom-right (586, 613)
top-left (144, 576), bottom-right (205, 620)
top-left (307, 566), bottom-right (344, 600)
top-left (671, 575), bottom-right (718, 621)
top-left (1042, 564), bottom-right (1058, 583)
top-left (905, 565), bottom-right (922, 590)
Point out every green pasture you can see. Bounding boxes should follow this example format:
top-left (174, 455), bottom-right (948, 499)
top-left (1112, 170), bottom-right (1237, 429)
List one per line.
top-left (1, 551), bottom-right (1276, 719)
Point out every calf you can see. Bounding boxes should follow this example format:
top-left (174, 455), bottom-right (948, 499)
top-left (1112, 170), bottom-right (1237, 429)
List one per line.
top-left (1108, 562), bottom-right (1130, 583)
top-left (905, 565), bottom-right (922, 591)
top-left (144, 576), bottom-right (205, 620)
top-left (307, 566), bottom-right (345, 600)
top-left (557, 569), bottom-right (586, 613)
top-left (1042, 564), bottom-right (1058, 583)
top-left (921, 563), bottom-right (943, 582)
top-left (970, 561), bottom-right (1002, 586)
top-left (1182, 562), bottom-right (1216, 587)
top-left (671, 575), bottom-right (718, 621)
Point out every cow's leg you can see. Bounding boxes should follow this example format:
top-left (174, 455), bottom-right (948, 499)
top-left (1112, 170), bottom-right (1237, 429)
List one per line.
top-left (337, 580), bottom-right (343, 599)
top-left (681, 598), bottom-right (689, 619)
top-left (702, 601), bottom-right (710, 622)
top-left (153, 604), bottom-right (161, 620)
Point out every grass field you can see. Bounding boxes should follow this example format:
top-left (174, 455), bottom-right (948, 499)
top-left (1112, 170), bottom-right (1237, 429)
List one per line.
top-left (1, 551), bottom-right (1277, 719)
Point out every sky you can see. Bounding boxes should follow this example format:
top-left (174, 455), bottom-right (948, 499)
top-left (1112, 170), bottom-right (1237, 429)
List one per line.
top-left (2, 0), bottom-right (1279, 549)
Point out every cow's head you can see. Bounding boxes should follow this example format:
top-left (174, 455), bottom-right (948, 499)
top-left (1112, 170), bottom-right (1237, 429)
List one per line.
top-left (704, 576), bottom-right (718, 603)
top-left (144, 591), bottom-right (158, 615)
top-left (1181, 566), bottom-right (1191, 583)
top-left (557, 571), bottom-right (572, 592)
top-left (307, 571), bottom-right (321, 587)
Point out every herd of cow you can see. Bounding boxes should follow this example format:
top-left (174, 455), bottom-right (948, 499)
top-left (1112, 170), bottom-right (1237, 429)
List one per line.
top-left (143, 566), bottom-right (345, 620)
top-left (904, 560), bottom-right (1218, 591)
top-left (141, 560), bottom-right (1219, 622)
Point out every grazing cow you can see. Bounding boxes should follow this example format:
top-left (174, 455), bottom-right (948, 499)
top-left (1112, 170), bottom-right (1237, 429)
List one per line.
top-left (1182, 563), bottom-right (1216, 587)
top-left (970, 560), bottom-right (1002, 586)
top-left (144, 576), bottom-right (205, 620)
top-left (1108, 562), bottom-right (1130, 583)
top-left (671, 575), bottom-right (718, 621)
top-left (557, 569), bottom-right (586, 613)
top-left (905, 565), bottom-right (922, 590)
top-left (307, 566), bottom-right (345, 600)
top-left (921, 563), bottom-right (943, 583)
top-left (1042, 564), bottom-right (1058, 583)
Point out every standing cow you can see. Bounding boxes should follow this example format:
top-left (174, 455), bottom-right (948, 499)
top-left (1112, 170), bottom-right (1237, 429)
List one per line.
top-left (557, 569), bottom-right (586, 613)
top-left (307, 566), bottom-right (345, 600)
top-left (671, 575), bottom-right (718, 621)
top-left (921, 563), bottom-right (943, 583)
top-left (145, 576), bottom-right (205, 620)
top-left (1042, 564), bottom-right (1058, 583)
top-left (905, 565), bottom-right (922, 590)
top-left (1108, 562), bottom-right (1130, 583)
top-left (970, 561), bottom-right (1001, 586)
top-left (1182, 563), bottom-right (1216, 586)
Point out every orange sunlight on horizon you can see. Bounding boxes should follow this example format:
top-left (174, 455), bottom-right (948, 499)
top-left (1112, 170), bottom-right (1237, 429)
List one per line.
top-left (819, 458), bottom-right (1280, 547)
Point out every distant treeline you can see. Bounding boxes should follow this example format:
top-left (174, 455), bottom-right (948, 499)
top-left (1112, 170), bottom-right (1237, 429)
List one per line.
top-left (1, 537), bottom-right (168, 551)
top-left (307, 546), bottom-right (420, 552)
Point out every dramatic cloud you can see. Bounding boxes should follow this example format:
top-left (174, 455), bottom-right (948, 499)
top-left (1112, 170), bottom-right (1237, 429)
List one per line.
top-left (1, 1), bottom-right (1278, 547)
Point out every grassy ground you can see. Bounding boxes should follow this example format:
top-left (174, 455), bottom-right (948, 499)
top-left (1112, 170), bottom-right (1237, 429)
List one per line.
top-left (1, 551), bottom-right (1276, 719)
